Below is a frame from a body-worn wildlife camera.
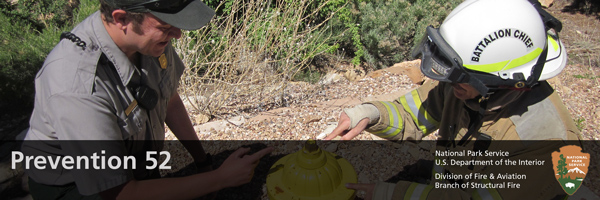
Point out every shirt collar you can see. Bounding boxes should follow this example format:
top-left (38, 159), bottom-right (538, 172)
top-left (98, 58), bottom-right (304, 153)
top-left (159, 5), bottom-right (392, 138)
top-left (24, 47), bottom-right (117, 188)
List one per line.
top-left (91, 11), bottom-right (138, 85)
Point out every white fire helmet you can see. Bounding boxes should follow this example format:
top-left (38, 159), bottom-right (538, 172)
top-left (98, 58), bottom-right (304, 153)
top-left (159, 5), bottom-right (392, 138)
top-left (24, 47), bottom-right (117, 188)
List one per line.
top-left (412, 0), bottom-right (567, 96)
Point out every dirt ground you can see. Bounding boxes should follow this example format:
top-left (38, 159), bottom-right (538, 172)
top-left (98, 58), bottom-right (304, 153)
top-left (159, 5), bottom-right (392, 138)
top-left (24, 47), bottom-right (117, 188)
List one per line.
top-left (2, 0), bottom-right (598, 199)
top-left (160, 1), bottom-right (600, 199)
top-left (546, 0), bottom-right (600, 140)
top-left (170, 1), bottom-right (600, 199)
top-left (545, 1), bottom-right (600, 196)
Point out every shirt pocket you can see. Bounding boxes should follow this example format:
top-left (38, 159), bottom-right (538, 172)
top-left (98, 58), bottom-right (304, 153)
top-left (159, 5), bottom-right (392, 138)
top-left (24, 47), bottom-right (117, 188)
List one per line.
top-left (157, 48), bottom-right (179, 100)
top-left (117, 102), bottom-right (148, 140)
top-left (158, 73), bottom-right (174, 99)
top-left (155, 68), bottom-right (174, 121)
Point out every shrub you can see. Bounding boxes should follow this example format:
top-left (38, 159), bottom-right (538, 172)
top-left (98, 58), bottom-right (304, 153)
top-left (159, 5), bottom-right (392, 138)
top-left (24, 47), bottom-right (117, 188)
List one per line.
top-left (0, 0), bottom-right (74, 111)
top-left (0, 0), bottom-right (100, 140)
top-left (322, 0), bottom-right (364, 66)
top-left (175, 0), bottom-right (340, 117)
top-left (324, 0), bottom-right (461, 69)
top-left (360, 0), bottom-right (461, 69)
top-left (0, 0), bottom-right (98, 111)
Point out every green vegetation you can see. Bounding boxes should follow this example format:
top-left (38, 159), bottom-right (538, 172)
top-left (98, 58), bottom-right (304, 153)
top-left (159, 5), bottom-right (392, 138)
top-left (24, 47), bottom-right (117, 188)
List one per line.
top-left (359, 0), bottom-right (461, 69)
top-left (324, 0), bottom-right (461, 69)
top-left (202, 0), bottom-right (462, 69)
top-left (175, 0), bottom-right (341, 115)
top-left (573, 73), bottom-right (600, 79)
top-left (0, 0), bottom-right (98, 113)
top-left (294, 69), bottom-right (323, 84)
top-left (574, 117), bottom-right (586, 131)
top-left (1, 0), bottom-right (461, 117)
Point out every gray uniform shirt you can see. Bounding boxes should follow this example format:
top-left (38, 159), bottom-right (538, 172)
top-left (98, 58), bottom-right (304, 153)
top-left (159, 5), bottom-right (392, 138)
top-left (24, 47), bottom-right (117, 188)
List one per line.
top-left (22, 11), bottom-right (185, 195)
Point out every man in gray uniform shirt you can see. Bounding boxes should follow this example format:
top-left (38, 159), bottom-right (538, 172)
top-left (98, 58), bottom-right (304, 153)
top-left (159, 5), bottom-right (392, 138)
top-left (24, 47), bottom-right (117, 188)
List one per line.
top-left (22, 0), bottom-right (273, 199)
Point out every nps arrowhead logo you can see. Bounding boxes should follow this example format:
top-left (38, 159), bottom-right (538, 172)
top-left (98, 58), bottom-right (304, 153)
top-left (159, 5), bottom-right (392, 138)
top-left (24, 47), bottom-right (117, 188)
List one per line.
top-left (551, 145), bottom-right (590, 195)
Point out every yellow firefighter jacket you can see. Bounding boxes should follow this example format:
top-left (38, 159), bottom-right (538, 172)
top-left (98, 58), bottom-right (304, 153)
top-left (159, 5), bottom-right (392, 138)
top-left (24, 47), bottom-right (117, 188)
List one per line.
top-left (365, 80), bottom-right (581, 200)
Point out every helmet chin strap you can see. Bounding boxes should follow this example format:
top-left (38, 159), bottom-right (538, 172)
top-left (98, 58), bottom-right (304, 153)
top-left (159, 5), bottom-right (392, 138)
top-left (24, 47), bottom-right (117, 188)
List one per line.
top-left (457, 95), bottom-right (488, 146)
top-left (456, 44), bottom-right (548, 147)
top-left (526, 45), bottom-right (549, 87)
top-left (456, 38), bottom-right (549, 147)
top-left (456, 46), bottom-right (547, 146)
top-left (468, 75), bottom-right (491, 98)
top-left (465, 41), bottom-right (549, 98)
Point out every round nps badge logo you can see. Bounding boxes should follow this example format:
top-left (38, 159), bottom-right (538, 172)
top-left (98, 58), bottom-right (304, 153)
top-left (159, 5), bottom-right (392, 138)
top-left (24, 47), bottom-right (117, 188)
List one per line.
top-left (551, 145), bottom-right (590, 195)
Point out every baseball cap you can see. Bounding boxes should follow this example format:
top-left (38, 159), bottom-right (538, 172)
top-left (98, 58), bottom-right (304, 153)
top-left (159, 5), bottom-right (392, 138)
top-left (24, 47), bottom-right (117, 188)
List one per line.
top-left (105, 0), bottom-right (215, 30)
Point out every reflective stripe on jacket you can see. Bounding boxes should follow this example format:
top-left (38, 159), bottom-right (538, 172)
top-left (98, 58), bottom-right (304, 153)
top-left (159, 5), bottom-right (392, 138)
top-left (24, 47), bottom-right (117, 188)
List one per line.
top-left (366, 80), bottom-right (581, 200)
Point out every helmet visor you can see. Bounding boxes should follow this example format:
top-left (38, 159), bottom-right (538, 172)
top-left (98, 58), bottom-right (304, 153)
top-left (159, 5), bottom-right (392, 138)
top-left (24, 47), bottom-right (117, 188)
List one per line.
top-left (412, 26), bottom-right (468, 83)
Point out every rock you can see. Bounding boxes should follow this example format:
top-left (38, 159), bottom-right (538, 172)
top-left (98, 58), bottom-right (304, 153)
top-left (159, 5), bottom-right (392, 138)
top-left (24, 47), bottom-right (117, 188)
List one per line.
top-left (226, 116), bottom-right (246, 126)
top-left (343, 68), bottom-right (365, 82)
top-left (318, 72), bottom-right (344, 85)
top-left (539, 0), bottom-right (554, 8)
top-left (371, 60), bottom-right (425, 85)
top-left (249, 107), bottom-right (292, 122)
top-left (194, 120), bottom-right (228, 134)
top-left (302, 115), bottom-right (321, 124)
top-left (367, 70), bottom-right (386, 79)
top-left (320, 62), bottom-right (366, 84)
top-left (337, 62), bottom-right (366, 82)
top-left (194, 113), bottom-right (210, 125)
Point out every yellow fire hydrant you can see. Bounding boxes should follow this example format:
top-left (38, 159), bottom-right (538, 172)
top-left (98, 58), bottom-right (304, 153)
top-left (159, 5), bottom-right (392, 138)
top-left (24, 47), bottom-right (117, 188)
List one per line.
top-left (266, 140), bottom-right (357, 200)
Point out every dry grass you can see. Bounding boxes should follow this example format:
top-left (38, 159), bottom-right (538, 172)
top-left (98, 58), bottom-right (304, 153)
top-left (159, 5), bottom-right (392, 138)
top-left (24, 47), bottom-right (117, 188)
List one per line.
top-left (174, 0), bottom-right (341, 121)
top-left (166, 0), bottom-right (600, 198)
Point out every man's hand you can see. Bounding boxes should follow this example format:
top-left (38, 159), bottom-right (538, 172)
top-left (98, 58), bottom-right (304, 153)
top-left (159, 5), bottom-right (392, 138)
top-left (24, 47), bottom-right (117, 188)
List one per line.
top-left (346, 183), bottom-right (375, 200)
top-left (324, 112), bottom-right (370, 140)
top-left (215, 146), bottom-right (274, 188)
